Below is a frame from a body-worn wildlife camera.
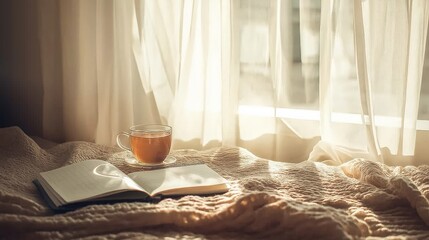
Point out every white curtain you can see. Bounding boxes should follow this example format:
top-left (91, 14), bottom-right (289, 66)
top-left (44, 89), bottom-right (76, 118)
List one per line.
top-left (37, 0), bottom-right (429, 164)
top-left (316, 0), bottom-right (429, 165)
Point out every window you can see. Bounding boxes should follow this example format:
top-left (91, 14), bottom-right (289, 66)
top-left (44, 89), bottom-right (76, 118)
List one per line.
top-left (237, 0), bottom-right (429, 132)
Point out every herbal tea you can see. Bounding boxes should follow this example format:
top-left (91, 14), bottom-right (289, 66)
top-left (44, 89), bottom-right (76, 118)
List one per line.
top-left (130, 132), bottom-right (171, 164)
top-left (116, 124), bottom-right (173, 164)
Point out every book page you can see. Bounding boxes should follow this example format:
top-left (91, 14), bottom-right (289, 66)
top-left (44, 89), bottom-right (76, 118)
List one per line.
top-left (40, 160), bottom-right (145, 204)
top-left (127, 164), bottom-right (228, 196)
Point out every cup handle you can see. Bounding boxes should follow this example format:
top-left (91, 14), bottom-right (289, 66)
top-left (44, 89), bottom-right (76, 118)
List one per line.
top-left (116, 131), bottom-right (131, 151)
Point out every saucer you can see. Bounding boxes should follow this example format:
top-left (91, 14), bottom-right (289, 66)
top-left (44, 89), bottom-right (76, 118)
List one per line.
top-left (125, 155), bottom-right (176, 169)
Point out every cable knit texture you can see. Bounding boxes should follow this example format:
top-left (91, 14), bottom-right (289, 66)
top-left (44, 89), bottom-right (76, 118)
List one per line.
top-left (1, 126), bottom-right (429, 239)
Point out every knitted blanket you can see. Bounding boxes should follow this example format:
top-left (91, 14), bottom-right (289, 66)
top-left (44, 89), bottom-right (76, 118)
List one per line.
top-left (1, 126), bottom-right (429, 239)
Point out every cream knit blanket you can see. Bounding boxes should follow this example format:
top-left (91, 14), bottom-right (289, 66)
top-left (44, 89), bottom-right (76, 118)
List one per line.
top-left (1, 126), bottom-right (429, 239)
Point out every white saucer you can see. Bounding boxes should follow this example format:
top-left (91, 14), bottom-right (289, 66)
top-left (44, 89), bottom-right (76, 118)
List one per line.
top-left (125, 155), bottom-right (176, 169)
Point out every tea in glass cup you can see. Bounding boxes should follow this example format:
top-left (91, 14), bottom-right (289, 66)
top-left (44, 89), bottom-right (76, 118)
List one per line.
top-left (116, 124), bottom-right (172, 164)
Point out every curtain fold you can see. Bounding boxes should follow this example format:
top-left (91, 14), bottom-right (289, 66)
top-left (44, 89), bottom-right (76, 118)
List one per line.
top-left (38, 0), bottom-right (64, 142)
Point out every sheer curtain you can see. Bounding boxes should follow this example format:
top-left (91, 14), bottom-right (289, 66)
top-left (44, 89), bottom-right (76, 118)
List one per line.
top-left (316, 0), bottom-right (429, 165)
top-left (38, 0), bottom-right (160, 144)
top-left (37, 0), bottom-right (429, 164)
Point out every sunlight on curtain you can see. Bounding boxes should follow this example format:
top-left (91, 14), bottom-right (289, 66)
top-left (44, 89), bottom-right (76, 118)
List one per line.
top-left (37, 0), bottom-right (429, 164)
top-left (317, 0), bottom-right (429, 165)
top-left (168, 0), bottom-right (235, 150)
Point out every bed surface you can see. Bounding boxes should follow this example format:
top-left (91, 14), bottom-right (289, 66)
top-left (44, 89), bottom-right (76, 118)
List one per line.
top-left (1, 126), bottom-right (429, 239)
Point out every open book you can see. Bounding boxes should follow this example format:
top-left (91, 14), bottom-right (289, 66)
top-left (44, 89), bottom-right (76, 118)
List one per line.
top-left (34, 160), bottom-right (229, 212)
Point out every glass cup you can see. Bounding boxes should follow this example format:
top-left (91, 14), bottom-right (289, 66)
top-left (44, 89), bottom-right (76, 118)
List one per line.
top-left (116, 124), bottom-right (172, 164)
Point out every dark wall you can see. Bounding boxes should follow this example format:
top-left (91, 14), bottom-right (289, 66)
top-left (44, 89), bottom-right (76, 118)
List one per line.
top-left (0, 0), bottom-right (43, 136)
